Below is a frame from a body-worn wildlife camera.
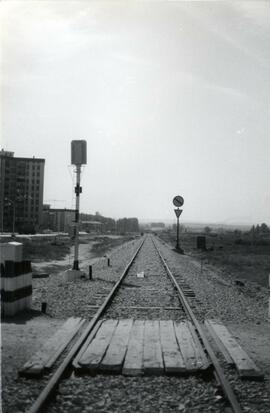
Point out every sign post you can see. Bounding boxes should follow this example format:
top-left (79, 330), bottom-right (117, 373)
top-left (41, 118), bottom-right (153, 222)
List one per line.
top-left (174, 208), bottom-right (182, 250)
top-left (173, 196), bottom-right (184, 253)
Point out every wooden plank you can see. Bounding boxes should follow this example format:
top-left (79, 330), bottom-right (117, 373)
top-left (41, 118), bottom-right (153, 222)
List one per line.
top-left (100, 319), bottom-right (133, 373)
top-left (143, 320), bottom-right (164, 375)
top-left (122, 320), bottom-right (145, 376)
top-left (205, 320), bottom-right (234, 365)
top-left (20, 317), bottom-right (83, 377)
top-left (174, 321), bottom-right (198, 372)
top-left (73, 320), bottom-right (103, 372)
top-left (207, 320), bottom-right (264, 379)
top-left (186, 321), bottom-right (211, 370)
top-left (45, 318), bottom-right (85, 368)
top-left (160, 320), bottom-right (186, 374)
top-left (78, 319), bottom-right (118, 370)
top-left (21, 317), bottom-right (82, 374)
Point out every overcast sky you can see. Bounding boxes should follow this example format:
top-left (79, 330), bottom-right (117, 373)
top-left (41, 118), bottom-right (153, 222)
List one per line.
top-left (1, 1), bottom-right (270, 224)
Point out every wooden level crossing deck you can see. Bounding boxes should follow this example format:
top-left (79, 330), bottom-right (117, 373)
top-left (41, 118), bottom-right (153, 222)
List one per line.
top-left (73, 319), bottom-right (211, 375)
top-left (20, 317), bottom-right (85, 377)
top-left (19, 317), bottom-right (263, 380)
top-left (205, 319), bottom-right (264, 380)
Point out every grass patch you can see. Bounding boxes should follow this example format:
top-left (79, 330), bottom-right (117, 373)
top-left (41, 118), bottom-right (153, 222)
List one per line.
top-left (158, 231), bottom-right (270, 287)
top-left (91, 236), bottom-right (136, 256)
top-left (23, 238), bottom-right (71, 261)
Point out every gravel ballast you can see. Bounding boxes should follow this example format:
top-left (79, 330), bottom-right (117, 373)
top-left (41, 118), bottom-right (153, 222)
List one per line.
top-left (104, 236), bottom-right (184, 320)
top-left (2, 234), bottom-right (270, 412)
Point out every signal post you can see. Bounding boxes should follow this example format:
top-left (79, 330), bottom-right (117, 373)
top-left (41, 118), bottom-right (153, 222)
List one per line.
top-left (65, 140), bottom-right (87, 281)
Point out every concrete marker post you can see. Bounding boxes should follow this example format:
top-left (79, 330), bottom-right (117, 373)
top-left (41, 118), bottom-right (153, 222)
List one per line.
top-left (1, 242), bottom-right (32, 316)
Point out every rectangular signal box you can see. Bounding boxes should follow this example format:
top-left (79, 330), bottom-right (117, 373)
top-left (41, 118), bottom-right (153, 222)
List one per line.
top-left (71, 140), bottom-right (87, 165)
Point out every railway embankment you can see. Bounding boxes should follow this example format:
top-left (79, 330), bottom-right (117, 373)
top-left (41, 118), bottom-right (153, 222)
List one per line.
top-left (1, 235), bottom-right (270, 412)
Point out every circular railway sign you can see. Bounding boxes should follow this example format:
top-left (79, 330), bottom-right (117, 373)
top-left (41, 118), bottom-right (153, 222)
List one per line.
top-left (173, 195), bottom-right (184, 207)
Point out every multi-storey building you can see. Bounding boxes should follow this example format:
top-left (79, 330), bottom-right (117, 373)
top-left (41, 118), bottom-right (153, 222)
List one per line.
top-left (0, 149), bottom-right (45, 233)
top-left (42, 205), bottom-right (75, 233)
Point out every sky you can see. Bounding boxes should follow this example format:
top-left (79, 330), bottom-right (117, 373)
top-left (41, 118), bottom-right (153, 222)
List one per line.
top-left (1, 0), bottom-right (270, 225)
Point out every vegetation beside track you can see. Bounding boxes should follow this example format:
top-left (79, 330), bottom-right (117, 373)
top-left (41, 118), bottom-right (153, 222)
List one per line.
top-left (90, 235), bottom-right (138, 256)
top-left (0, 234), bottom-right (140, 262)
top-left (0, 235), bottom-right (71, 261)
top-left (158, 229), bottom-right (270, 287)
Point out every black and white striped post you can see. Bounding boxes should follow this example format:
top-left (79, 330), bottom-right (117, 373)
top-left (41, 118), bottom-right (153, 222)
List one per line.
top-left (1, 242), bottom-right (32, 316)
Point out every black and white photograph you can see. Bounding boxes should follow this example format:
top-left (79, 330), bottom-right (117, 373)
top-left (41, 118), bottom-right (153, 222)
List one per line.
top-left (1, 1), bottom-right (270, 412)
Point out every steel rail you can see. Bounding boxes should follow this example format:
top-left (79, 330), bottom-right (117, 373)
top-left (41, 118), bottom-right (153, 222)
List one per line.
top-left (152, 237), bottom-right (243, 413)
top-left (28, 236), bottom-right (146, 413)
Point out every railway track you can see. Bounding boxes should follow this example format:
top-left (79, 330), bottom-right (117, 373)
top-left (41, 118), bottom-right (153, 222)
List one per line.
top-left (27, 235), bottom-right (242, 413)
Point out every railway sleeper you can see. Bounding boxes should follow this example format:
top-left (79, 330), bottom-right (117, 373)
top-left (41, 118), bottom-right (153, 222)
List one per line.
top-left (73, 318), bottom-right (212, 377)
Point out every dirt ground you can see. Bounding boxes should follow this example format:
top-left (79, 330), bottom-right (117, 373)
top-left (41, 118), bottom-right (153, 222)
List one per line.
top-left (1, 314), bottom-right (64, 385)
top-left (31, 242), bottom-right (96, 274)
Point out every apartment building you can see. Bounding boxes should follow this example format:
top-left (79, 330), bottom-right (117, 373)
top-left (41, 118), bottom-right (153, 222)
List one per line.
top-left (0, 149), bottom-right (45, 233)
top-left (42, 205), bottom-right (75, 233)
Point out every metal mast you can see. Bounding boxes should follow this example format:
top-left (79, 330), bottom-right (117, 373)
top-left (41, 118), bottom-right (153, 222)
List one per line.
top-left (73, 163), bottom-right (82, 270)
top-left (68, 140), bottom-right (87, 277)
